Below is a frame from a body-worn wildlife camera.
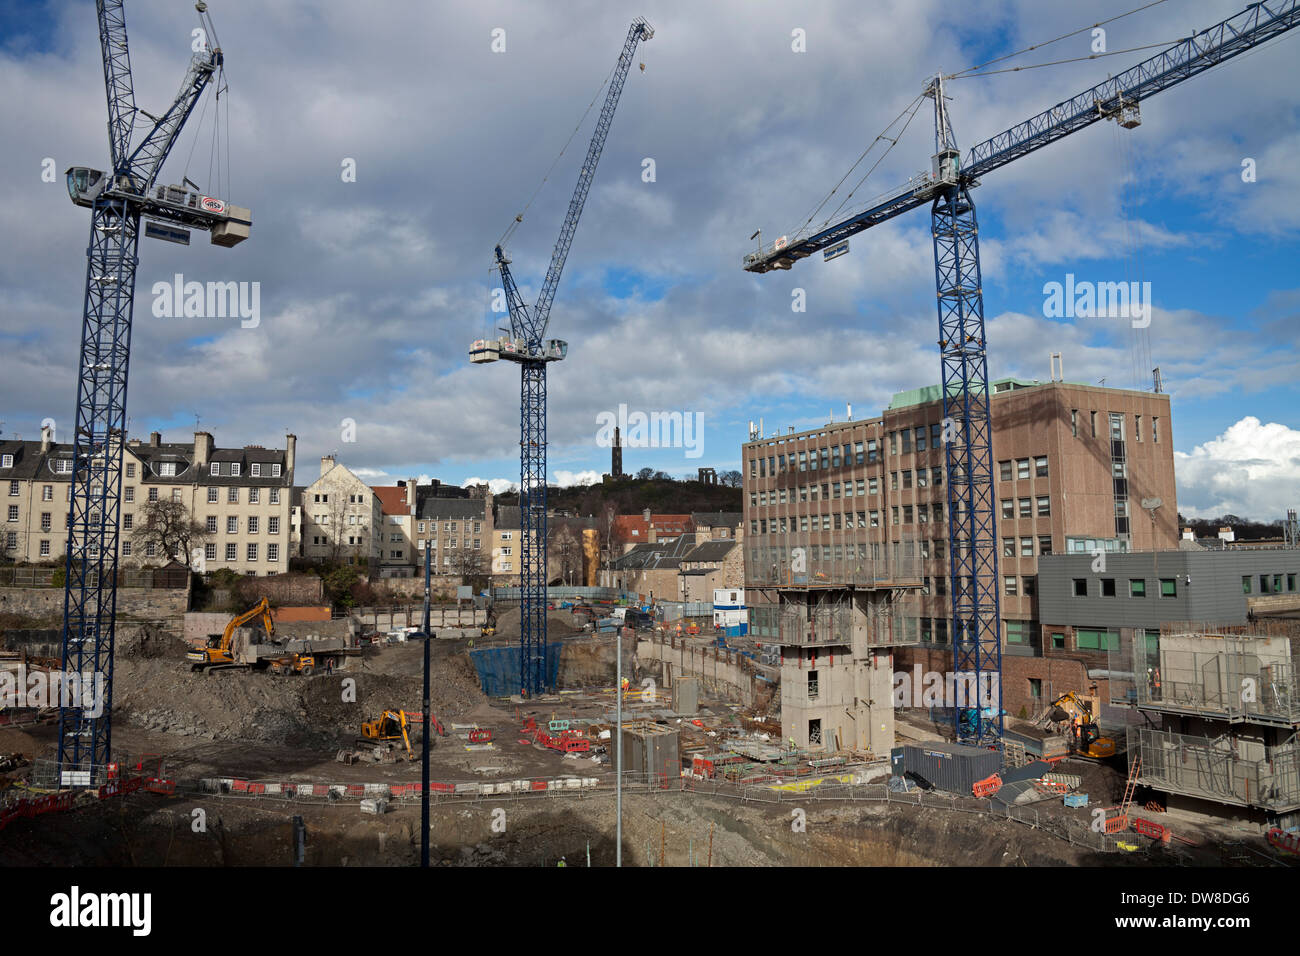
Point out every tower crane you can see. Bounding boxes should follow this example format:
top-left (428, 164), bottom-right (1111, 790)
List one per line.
top-left (743, 0), bottom-right (1299, 749)
top-left (469, 18), bottom-right (653, 697)
top-left (57, 0), bottom-right (251, 785)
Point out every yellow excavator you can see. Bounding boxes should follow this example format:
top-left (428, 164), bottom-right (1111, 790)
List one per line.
top-left (187, 597), bottom-right (274, 672)
top-left (360, 709), bottom-right (416, 760)
top-left (1048, 692), bottom-right (1117, 759)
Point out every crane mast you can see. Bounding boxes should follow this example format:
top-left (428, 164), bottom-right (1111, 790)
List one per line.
top-left (57, 0), bottom-right (250, 785)
top-left (742, 0), bottom-right (1300, 749)
top-left (471, 18), bottom-right (653, 697)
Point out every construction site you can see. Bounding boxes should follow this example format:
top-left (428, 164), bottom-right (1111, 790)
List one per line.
top-left (2, 0), bottom-right (1299, 899)
top-left (2, 589), bottom-right (1294, 868)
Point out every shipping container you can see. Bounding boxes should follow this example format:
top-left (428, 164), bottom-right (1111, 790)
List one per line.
top-left (902, 743), bottom-right (1002, 794)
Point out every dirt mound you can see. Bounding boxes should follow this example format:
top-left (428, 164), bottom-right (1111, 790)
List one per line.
top-left (111, 642), bottom-right (487, 749)
top-left (490, 606), bottom-right (587, 640)
top-left (116, 623), bottom-right (181, 660)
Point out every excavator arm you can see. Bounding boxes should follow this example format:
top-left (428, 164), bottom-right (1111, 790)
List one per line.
top-left (399, 711), bottom-right (413, 759)
top-left (218, 596), bottom-right (272, 654)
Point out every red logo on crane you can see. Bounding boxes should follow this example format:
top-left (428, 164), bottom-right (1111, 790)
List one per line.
top-left (200, 196), bottom-right (226, 214)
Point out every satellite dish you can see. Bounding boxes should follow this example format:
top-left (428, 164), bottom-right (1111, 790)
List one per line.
top-left (1141, 497), bottom-right (1163, 510)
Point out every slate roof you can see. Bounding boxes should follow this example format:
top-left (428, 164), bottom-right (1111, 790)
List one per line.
top-left (680, 539), bottom-right (737, 565)
top-left (493, 505), bottom-right (521, 530)
top-left (419, 497), bottom-right (486, 521)
top-left (608, 533), bottom-right (699, 571)
top-left (0, 434), bottom-right (292, 486)
top-left (691, 511), bottom-right (742, 529)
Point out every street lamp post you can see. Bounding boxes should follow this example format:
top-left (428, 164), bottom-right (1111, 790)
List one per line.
top-left (420, 544), bottom-right (433, 868)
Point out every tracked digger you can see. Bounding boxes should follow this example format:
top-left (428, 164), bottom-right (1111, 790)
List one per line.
top-left (360, 709), bottom-right (418, 760)
top-left (1048, 692), bottom-right (1117, 759)
top-left (187, 597), bottom-right (274, 672)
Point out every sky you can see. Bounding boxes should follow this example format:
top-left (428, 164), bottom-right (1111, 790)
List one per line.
top-left (0, 0), bottom-right (1296, 521)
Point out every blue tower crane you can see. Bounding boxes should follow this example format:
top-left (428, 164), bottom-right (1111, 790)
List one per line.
top-left (470, 18), bottom-right (653, 697)
top-left (743, 0), bottom-right (1299, 749)
top-left (57, 0), bottom-right (251, 785)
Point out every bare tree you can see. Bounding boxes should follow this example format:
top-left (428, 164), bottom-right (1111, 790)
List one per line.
top-left (322, 493), bottom-right (371, 567)
top-left (132, 498), bottom-right (210, 569)
top-left (719, 469), bottom-right (743, 488)
top-left (447, 546), bottom-right (488, 588)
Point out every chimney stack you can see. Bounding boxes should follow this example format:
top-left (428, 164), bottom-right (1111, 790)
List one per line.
top-left (150, 431), bottom-right (161, 448)
top-left (285, 433), bottom-right (296, 479)
top-left (193, 431), bottom-right (213, 468)
top-left (321, 455), bottom-right (336, 479)
top-left (40, 423), bottom-right (52, 453)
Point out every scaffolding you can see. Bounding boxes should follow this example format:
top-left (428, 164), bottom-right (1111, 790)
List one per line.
top-left (780, 591), bottom-right (851, 646)
top-left (1115, 630), bottom-right (1300, 726)
top-left (776, 588), bottom-right (921, 648)
top-left (746, 534), bottom-right (921, 588)
top-left (1129, 726), bottom-right (1300, 812)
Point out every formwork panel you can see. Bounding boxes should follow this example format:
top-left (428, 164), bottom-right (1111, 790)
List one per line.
top-left (621, 721), bottom-right (680, 781)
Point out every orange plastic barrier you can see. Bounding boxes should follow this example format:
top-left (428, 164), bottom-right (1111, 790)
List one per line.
top-left (1268, 827), bottom-right (1300, 854)
top-left (1132, 817), bottom-right (1170, 842)
top-left (972, 774), bottom-right (1002, 798)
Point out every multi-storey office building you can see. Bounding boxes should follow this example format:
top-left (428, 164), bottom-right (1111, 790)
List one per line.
top-left (743, 378), bottom-right (1178, 736)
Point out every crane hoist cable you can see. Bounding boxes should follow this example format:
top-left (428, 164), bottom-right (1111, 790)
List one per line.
top-left (949, 39), bottom-right (1184, 78)
top-left (793, 93), bottom-right (926, 241)
top-left (1114, 119), bottom-right (1154, 393)
top-left (498, 59), bottom-right (620, 250)
top-left (817, 95), bottom-right (927, 233)
top-left (947, 0), bottom-right (1171, 79)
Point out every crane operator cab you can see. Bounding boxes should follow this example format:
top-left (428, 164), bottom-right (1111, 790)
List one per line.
top-left (65, 166), bottom-right (251, 247)
top-left (66, 167), bottom-right (108, 208)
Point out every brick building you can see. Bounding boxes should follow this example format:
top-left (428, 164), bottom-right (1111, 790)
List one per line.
top-left (743, 378), bottom-right (1178, 728)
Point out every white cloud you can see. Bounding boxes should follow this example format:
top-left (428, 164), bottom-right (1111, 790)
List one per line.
top-left (551, 470), bottom-right (602, 487)
top-left (2, 0), bottom-right (1295, 486)
top-left (1174, 417), bottom-right (1300, 521)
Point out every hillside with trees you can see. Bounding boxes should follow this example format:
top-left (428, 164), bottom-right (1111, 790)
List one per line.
top-left (1178, 514), bottom-right (1287, 541)
top-left (496, 474), bottom-right (742, 517)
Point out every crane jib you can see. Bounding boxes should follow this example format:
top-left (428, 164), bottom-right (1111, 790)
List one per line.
top-left (744, 0), bottom-right (1300, 269)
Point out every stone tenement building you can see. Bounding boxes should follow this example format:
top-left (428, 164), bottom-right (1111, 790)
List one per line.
top-left (1, 426), bottom-right (296, 575)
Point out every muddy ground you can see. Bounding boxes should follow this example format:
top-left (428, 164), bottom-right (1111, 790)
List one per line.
top-left (0, 625), bottom-right (1278, 867)
top-left (3, 784), bottom-right (1166, 868)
